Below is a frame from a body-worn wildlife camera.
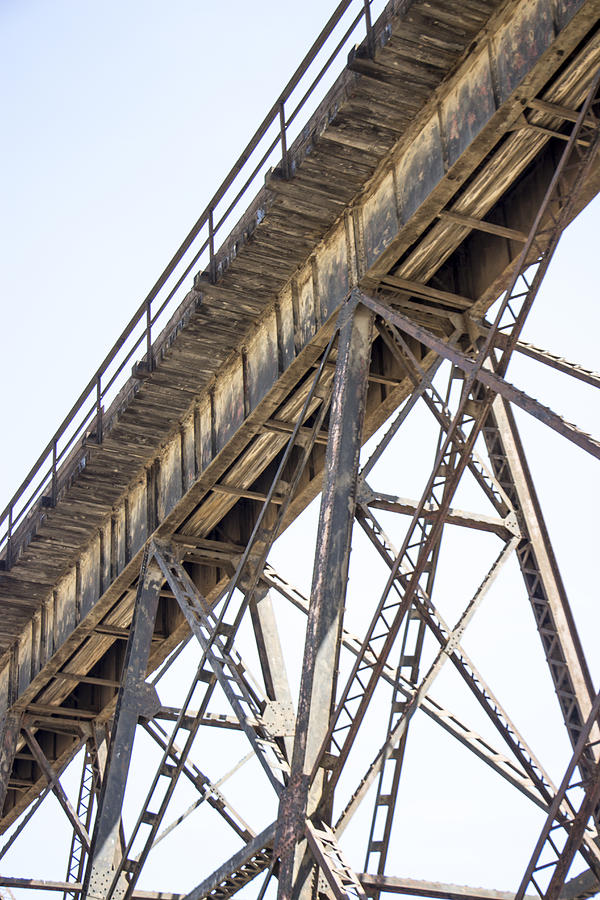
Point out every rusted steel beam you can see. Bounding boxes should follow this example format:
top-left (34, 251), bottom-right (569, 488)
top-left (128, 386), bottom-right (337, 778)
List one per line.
top-left (559, 868), bottom-right (600, 900)
top-left (140, 719), bottom-right (253, 841)
top-left (0, 877), bottom-right (85, 893)
top-left (372, 321), bottom-right (514, 521)
top-left (63, 736), bottom-right (104, 900)
top-left (362, 296), bottom-right (600, 461)
top-left (182, 822), bottom-right (276, 900)
top-left (304, 820), bottom-right (366, 900)
top-left (339, 536), bottom-right (519, 842)
top-left (468, 321), bottom-right (600, 391)
top-left (83, 550), bottom-right (162, 900)
top-left (309, 76), bottom-right (600, 813)
top-left (362, 487), bottom-right (515, 538)
top-left (481, 396), bottom-right (597, 766)
top-left (153, 541), bottom-right (287, 795)
top-left (364, 527), bottom-right (441, 883)
top-left (515, 690), bottom-right (600, 899)
top-left (110, 674), bottom-right (256, 900)
top-left (22, 727), bottom-right (90, 852)
top-left (262, 566), bottom-right (549, 812)
top-left (359, 874), bottom-right (536, 900)
top-left (277, 301), bottom-right (373, 900)
top-left (249, 585), bottom-right (295, 763)
top-left (505, 336), bottom-right (600, 391)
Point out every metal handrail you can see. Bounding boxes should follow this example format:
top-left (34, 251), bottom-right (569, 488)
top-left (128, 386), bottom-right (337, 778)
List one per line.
top-left (0, 0), bottom-right (376, 565)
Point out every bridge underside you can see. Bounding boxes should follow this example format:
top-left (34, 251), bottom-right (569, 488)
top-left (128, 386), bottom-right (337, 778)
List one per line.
top-left (1, 1), bottom-right (600, 898)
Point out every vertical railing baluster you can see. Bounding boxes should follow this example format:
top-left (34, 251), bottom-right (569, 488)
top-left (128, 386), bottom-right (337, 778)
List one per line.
top-left (208, 209), bottom-right (216, 284)
top-left (51, 440), bottom-right (58, 507)
top-left (96, 375), bottom-right (103, 444)
top-left (364, 0), bottom-right (375, 57)
top-left (6, 507), bottom-right (13, 570)
top-left (279, 102), bottom-right (289, 179)
top-left (146, 299), bottom-right (153, 372)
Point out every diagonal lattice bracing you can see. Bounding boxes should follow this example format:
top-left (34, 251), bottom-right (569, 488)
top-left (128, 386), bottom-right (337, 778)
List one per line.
top-left (515, 691), bottom-right (600, 899)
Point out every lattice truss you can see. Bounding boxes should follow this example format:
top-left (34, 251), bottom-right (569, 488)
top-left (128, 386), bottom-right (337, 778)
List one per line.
top-left (2, 59), bottom-right (600, 900)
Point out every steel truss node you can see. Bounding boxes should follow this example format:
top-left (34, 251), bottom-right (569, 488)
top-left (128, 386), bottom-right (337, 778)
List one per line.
top-left (2, 26), bottom-right (600, 900)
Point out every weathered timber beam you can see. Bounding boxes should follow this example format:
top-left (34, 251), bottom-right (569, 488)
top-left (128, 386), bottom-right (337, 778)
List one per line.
top-left (170, 535), bottom-right (245, 554)
top-left (508, 118), bottom-right (591, 146)
top-left (314, 359), bottom-right (403, 387)
top-left (263, 419), bottom-right (329, 445)
top-left (527, 97), bottom-right (597, 127)
top-left (304, 820), bottom-right (366, 900)
top-left (21, 716), bottom-right (92, 735)
top-left (25, 703), bottom-right (97, 720)
top-left (211, 484), bottom-right (285, 504)
top-left (379, 275), bottom-right (473, 310)
top-left (93, 624), bottom-right (164, 641)
top-left (53, 673), bottom-right (122, 689)
top-left (437, 211), bottom-right (527, 242)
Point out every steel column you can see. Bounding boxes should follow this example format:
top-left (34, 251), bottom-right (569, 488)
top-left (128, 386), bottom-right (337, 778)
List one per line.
top-left (277, 301), bottom-right (373, 900)
top-left (83, 551), bottom-right (162, 900)
top-left (249, 585), bottom-right (295, 763)
top-left (481, 395), bottom-right (596, 755)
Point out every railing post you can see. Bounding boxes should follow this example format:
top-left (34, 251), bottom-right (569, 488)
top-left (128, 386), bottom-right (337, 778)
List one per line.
top-left (145, 299), bottom-right (153, 372)
top-left (364, 0), bottom-right (375, 57)
top-left (6, 507), bottom-right (13, 571)
top-left (279, 101), bottom-right (289, 179)
top-left (208, 208), bottom-right (216, 284)
top-left (96, 375), bottom-right (103, 444)
top-left (51, 440), bottom-right (58, 507)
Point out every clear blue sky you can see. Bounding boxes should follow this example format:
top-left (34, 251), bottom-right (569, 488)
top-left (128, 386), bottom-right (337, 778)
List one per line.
top-left (1, 2), bottom-right (600, 898)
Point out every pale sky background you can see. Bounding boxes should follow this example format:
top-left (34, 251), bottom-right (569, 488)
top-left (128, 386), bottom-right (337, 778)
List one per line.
top-left (1, 2), bottom-right (600, 899)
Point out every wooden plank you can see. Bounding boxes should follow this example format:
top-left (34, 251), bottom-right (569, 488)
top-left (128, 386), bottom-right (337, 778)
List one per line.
top-left (528, 96), bottom-right (596, 125)
top-left (379, 274), bottom-right (473, 309)
top-left (437, 210), bottom-right (527, 242)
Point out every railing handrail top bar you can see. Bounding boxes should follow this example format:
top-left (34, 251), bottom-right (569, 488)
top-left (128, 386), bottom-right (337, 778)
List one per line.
top-left (1, 0), bottom-right (364, 530)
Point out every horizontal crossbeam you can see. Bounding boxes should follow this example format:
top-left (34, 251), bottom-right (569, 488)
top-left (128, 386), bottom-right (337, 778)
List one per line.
top-left (359, 874), bottom-right (536, 900)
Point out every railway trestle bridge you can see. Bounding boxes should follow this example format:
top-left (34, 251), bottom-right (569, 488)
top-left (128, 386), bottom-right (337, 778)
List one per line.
top-left (2, 2), bottom-right (600, 899)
